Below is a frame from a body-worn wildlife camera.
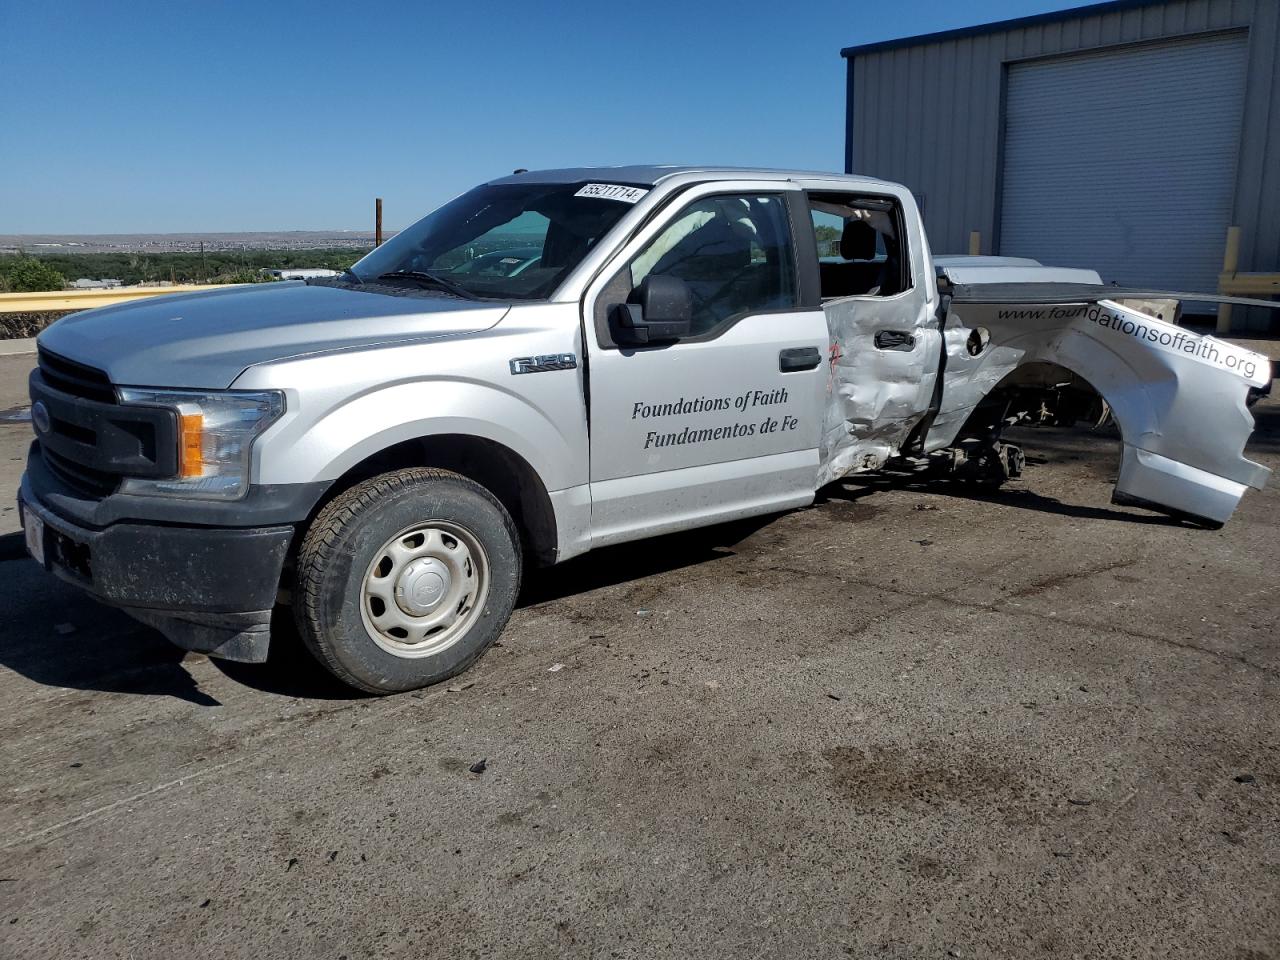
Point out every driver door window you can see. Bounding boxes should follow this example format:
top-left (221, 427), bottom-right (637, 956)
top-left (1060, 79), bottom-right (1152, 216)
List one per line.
top-left (624, 194), bottom-right (799, 337)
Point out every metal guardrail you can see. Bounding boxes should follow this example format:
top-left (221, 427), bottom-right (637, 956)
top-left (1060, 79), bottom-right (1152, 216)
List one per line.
top-left (0, 284), bottom-right (241, 315)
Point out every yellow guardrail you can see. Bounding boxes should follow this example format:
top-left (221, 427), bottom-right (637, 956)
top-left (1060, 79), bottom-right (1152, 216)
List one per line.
top-left (0, 284), bottom-right (242, 315)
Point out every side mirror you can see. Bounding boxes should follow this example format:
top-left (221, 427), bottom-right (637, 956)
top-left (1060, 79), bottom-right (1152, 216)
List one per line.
top-left (611, 275), bottom-right (693, 344)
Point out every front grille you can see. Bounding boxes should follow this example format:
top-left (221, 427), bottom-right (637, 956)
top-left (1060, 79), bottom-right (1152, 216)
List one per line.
top-left (43, 447), bottom-right (120, 498)
top-left (31, 348), bottom-right (176, 499)
top-left (37, 347), bottom-right (115, 404)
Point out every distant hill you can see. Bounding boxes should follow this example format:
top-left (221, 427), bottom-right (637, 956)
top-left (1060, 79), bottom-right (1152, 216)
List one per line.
top-left (0, 231), bottom-right (388, 256)
top-left (1, 245), bottom-right (375, 289)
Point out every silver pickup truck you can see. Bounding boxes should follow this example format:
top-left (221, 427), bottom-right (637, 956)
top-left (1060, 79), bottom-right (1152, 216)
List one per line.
top-left (17, 166), bottom-right (1274, 692)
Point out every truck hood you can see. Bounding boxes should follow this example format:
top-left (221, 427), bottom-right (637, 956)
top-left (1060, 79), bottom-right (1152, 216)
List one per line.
top-left (37, 281), bottom-right (509, 389)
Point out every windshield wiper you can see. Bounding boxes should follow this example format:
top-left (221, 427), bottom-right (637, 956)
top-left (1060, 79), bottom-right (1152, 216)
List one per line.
top-left (339, 267), bottom-right (363, 285)
top-left (375, 269), bottom-right (477, 300)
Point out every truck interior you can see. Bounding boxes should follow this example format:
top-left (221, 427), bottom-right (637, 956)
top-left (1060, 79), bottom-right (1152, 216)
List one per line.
top-left (809, 193), bottom-right (910, 300)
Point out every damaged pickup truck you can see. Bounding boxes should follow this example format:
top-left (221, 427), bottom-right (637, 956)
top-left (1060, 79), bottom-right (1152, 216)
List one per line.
top-left (18, 166), bottom-right (1275, 692)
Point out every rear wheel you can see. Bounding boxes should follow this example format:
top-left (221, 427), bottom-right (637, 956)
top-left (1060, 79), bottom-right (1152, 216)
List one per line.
top-left (294, 468), bottom-right (521, 694)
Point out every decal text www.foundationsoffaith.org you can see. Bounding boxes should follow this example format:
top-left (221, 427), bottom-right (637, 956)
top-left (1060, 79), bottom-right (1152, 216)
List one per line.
top-left (996, 302), bottom-right (1265, 384)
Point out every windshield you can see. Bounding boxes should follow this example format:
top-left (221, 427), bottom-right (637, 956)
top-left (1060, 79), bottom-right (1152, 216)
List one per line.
top-left (350, 182), bottom-right (640, 300)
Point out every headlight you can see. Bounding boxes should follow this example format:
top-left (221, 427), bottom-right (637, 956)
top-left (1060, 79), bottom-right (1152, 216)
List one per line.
top-left (116, 388), bottom-right (285, 500)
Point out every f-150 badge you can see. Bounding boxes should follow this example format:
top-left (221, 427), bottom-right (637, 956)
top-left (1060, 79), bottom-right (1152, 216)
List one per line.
top-left (509, 354), bottom-right (578, 375)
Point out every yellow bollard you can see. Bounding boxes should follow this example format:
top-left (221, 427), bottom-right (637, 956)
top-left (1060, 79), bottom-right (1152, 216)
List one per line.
top-left (1217, 225), bottom-right (1241, 334)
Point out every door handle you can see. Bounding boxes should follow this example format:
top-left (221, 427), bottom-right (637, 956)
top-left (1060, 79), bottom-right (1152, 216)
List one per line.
top-left (779, 346), bottom-right (822, 372)
top-left (874, 330), bottom-right (916, 351)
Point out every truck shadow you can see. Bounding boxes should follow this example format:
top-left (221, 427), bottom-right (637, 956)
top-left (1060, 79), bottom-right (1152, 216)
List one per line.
top-left (821, 475), bottom-right (1194, 526)
top-left (519, 515), bottom-right (775, 607)
top-left (821, 420), bottom-right (1199, 526)
top-left (214, 610), bottom-right (371, 701)
top-left (2, 518), bottom-right (770, 704)
top-left (0, 542), bottom-right (354, 703)
top-left (817, 414), bottom-right (1273, 527)
top-left (214, 519), bottom-right (777, 699)
top-left (0, 554), bottom-right (225, 706)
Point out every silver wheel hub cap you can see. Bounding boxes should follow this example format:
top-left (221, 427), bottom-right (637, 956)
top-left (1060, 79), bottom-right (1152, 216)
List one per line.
top-left (395, 557), bottom-right (451, 615)
top-left (360, 522), bottom-right (490, 659)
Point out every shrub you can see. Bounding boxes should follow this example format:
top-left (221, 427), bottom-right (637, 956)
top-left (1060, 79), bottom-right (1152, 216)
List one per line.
top-left (0, 256), bottom-right (66, 293)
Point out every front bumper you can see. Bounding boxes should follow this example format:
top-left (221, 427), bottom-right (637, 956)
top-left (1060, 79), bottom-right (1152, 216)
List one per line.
top-left (18, 450), bottom-right (327, 663)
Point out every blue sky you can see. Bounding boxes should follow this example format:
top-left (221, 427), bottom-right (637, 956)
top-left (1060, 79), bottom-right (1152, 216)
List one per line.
top-left (1, 0), bottom-right (1085, 233)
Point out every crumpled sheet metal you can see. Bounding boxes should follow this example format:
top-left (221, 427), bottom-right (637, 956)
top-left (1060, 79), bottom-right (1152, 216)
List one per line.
top-left (817, 296), bottom-right (938, 488)
top-left (928, 297), bottom-right (1270, 523)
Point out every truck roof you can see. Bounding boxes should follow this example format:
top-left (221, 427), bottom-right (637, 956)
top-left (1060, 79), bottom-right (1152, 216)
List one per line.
top-left (487, 165), bottom-right (898, 190)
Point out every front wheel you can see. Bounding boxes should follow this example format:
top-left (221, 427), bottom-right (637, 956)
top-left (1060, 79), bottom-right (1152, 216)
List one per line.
top-left (294, 468), bottom-right (521, 694)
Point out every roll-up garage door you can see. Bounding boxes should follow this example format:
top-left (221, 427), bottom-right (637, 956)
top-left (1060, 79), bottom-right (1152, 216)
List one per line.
top-left (998, 32), bottom-right (1247, 296)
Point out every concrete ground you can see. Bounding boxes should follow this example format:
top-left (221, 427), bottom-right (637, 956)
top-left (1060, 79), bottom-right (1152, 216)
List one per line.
top-left (1, 349), bottom-right (1277, 959)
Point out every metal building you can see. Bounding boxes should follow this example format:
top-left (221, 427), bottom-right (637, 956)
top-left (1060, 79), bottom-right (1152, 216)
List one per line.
top-left (841, 0), bottom-right (1279, 329)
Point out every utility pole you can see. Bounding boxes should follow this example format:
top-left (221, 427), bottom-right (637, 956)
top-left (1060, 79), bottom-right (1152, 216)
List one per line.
top-left (200, 241), bottom-right (208, 283)
top-left (375, 198), bottom-right (384, 247)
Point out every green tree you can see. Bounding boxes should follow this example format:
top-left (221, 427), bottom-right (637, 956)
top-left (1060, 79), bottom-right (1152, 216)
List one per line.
top-left (218, 268), bottom-right (276, 285)
top-left (0, 256), bottom-right (66, 293)
top-left (814, 224), bottom-right (841, 259)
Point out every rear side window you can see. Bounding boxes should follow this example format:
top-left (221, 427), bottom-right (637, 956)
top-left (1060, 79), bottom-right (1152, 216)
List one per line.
top-left (812, 209), bottom-right (887, 260)
top-left (808, 192), bottom-right (911, 299)
top-left (627, 194), bottom-right (798, 336)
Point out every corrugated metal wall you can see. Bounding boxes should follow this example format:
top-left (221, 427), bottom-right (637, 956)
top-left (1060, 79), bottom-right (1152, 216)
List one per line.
top-left (845, 0), bottom-right (1279, 329)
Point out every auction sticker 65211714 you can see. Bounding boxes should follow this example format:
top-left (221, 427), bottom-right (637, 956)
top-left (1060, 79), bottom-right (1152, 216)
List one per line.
top-left (573, 183), bottom-right (649, 204)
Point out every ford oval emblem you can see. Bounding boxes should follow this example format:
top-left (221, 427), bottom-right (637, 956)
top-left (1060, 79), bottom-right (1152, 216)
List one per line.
top-left (31, 401), bottom-right (51, 435)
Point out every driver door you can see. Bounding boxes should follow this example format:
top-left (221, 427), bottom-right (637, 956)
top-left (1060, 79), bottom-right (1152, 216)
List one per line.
top-left (583, 184), bottom-right (829, 547)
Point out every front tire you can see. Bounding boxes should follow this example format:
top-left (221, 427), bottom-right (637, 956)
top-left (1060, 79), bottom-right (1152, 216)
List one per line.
top-left (294, 468), bottom-right (521, 694)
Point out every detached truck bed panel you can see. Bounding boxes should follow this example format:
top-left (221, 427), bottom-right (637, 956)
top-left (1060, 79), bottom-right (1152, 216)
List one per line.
top-left (932, 289), bottom-right (1271, 527)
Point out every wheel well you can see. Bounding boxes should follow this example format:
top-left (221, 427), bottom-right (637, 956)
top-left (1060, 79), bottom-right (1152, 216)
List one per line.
top-left (956, 361), bottom-right (1110, 441)
top-left (307, 435), bottom-right (558, 567)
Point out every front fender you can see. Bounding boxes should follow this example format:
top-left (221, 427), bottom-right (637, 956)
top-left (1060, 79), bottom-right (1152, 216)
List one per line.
top-left (237, 303), bottom-right (589, 494)
top-left (275, 378), bottom-right (583, 492)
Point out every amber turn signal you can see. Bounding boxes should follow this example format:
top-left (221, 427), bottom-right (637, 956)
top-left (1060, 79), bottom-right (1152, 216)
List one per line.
top-left (179, 412), bottom-right (204, 478)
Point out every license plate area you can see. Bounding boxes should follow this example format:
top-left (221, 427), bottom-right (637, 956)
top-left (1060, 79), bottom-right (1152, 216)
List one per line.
top-left (48, 524), bottom-right (93, 581)
top-left (23, 509), bottom-right (46, 567)
top-left (22, 505), bottom-right (93, 581)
